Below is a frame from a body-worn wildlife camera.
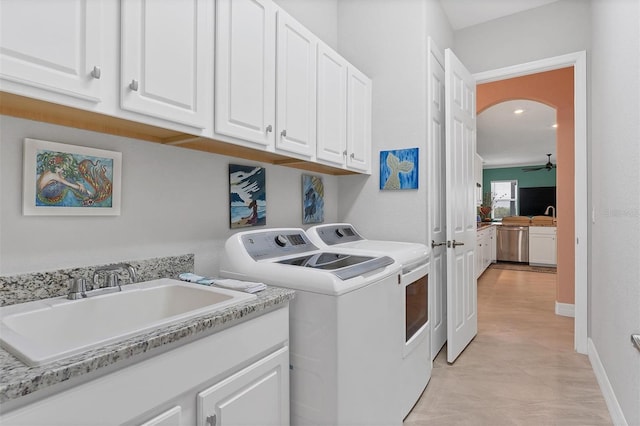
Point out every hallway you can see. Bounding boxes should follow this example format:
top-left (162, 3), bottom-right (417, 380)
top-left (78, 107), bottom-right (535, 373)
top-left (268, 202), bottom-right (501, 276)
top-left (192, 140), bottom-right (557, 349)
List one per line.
top-left (404, 266), bottom-right (611, 425)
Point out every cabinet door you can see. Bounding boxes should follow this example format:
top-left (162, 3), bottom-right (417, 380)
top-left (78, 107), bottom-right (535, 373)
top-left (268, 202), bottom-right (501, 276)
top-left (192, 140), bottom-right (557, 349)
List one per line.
top-left (482, 232), bottom-right (492, 269)
top-left (346, 67), bottom-right (372, 172)
top-left (121, 0), bottom-right (211, 128)
top-left (316, 43), bottom-right (348, 166)
top-left (197, 347), bottom-right (289, 426)
top-left (215, 0), bottom-right (276, 148)
top-left (0, 0), bottom-right (103, 102)
top-left (276, 10), bottom-right (317, 157)
top-left (490, 227), bottom-right (497, 263)
top-left (529, 232), bottom-right (557, 266)
top-left (139, 406), bottom-right (182, 426)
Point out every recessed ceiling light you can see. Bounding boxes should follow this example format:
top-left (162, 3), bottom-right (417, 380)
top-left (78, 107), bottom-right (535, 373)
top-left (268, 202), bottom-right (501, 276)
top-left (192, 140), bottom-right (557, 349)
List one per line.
top-left (514, 109), bottom-right (524, 115)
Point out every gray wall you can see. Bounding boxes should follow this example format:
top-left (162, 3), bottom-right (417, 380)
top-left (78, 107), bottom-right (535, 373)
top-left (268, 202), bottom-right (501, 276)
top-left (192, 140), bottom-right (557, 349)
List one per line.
top-left (590, 0), bottom-right (640, 424)
top-left (273, 0), bottom-right (338, 50)
top-left (453, 0), bottom-right (591, 73)
top-left (0, 116), bottom-right (338, 276)
top-left (335, 0), bottom-right (453, 244)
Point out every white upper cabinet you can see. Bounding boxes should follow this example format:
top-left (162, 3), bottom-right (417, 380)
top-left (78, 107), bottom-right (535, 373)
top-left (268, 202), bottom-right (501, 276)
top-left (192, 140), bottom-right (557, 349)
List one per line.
top-left (0, 0), bottom-right (103, 102)
top-left (215, 0), bottom-right (276, 148)
top-left (120, 0), bottom-right (211, 128)
top-left (346, 67), bottom-right (372, 173)
top-left (275, 10), bottom-right (317, 157)
top-left (316, 43), bottom-right (348, 166)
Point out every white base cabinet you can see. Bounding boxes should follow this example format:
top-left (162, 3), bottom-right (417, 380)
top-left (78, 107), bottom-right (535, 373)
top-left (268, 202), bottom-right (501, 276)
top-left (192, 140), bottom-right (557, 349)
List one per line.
top-left (529, 226), bottom-right (557, 266)
top-left (0, 308), bottom-right (289, 426)
top-left (476, 225), bottom-right (496, 278)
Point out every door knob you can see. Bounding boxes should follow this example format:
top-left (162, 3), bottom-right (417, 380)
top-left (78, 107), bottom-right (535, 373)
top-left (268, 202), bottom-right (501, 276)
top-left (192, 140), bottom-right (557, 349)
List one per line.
top-left (431, 240), bottom-right (445, 248)
top-left (448, 240), bottom-right (465, 248)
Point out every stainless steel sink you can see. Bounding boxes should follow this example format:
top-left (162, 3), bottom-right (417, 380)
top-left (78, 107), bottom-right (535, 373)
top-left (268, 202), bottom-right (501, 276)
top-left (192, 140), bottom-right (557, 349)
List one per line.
top-left (0, 278), bottom-right (256, 366)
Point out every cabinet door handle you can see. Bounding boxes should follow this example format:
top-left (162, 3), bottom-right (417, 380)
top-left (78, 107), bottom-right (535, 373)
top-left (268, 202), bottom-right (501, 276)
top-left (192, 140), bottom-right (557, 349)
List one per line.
top-left (206, 414), bottom-right (217, 426)
top-left (129, 79), bottom-right (139, 91)
top-left (281, 129), bottom-right (287, 137)
top-left (91, 66), bottom-right (101, 79)
top-left (350, 153), bottom-right (355, 159)
top-left (448, 240), bottom-right (464, 248)
top-left (431, 240), bottom-right (445, 248)
top-left (266, 124), bottom-right (273, 133)
top-left (343, 150), bottom-right (347, 157)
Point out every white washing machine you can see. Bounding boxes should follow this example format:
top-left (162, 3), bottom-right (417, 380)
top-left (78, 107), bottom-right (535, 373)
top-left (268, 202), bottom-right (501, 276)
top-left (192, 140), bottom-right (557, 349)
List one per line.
top-left (306, 223), bottom-right (431, 418)
top-left (220, 228), bottom-right (404, 426)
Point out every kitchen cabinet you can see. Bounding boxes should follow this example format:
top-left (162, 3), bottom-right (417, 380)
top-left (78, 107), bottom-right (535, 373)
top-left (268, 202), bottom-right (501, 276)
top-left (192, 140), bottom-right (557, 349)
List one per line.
top-left (316, 42), bottom-right (372, 173)
top-left (120, 0), bottom-right (212, 129)
top-left (197, 347), bottom-right (289, 426)
top-left (476, 225), bottom-right (496, 278)
top-left (0, 307), bottom-right (289, 426)
top-left (1, 0), bottom-right (372, 175)
top-left (316, 42), bottom-right (348, 166)
top-left (214, 0), bottom-right (276, 149)
top-left (275, 10), bottom-right (318, 157)
top-left (0, 0), bottom-right (104, 103)
top-left (346, 66), bottom-right (372, 173)
top-left (529, 226), bottom-right (557, 266)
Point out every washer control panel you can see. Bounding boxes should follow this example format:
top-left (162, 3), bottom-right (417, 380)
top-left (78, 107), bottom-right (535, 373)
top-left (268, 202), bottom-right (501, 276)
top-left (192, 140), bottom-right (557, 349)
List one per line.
top-left (241, 230), bottom-right (318, 260)
top-left (313, 224), bottom-right (363, 245)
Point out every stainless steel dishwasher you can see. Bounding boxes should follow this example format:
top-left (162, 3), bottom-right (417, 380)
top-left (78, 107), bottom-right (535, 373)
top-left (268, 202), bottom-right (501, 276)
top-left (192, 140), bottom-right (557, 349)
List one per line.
top-left (496, 226), bottom-right (529, 262)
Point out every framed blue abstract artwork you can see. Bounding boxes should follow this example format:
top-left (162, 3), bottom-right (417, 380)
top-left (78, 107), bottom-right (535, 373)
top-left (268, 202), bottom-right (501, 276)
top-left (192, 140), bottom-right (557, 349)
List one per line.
top-left (380, 148), bottom-right (419, 190)
top-left (302, 174), bottom-right (324, 224)
top-left (229, 164), bottom-right (266, 228)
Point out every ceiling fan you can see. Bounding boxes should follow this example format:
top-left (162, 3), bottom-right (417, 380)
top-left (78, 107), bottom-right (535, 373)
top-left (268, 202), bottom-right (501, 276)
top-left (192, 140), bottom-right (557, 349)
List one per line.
top-left (522, 153), bottom-right (556, 172)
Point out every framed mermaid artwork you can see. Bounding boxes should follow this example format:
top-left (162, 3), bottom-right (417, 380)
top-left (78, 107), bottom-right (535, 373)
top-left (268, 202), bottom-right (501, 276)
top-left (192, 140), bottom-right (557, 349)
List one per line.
top-left (22, 138), bottom-right (122, 216)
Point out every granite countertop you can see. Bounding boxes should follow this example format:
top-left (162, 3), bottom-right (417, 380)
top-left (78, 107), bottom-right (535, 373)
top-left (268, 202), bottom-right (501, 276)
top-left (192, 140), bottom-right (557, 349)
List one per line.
top-left (0, 286), bottom-right (294, 405)
top-left (477, 222), bottom-right (497, 229)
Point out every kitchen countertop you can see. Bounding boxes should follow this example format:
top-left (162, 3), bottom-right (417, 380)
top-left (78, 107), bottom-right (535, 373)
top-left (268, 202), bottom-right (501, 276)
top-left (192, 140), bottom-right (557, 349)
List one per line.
top-left (0, 286), bottom-right (294, 405)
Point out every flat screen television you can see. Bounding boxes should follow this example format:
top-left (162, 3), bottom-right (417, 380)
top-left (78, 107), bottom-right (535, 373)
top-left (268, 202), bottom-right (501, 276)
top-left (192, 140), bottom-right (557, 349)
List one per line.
top-left (519, 186), bottom-right (556, 217)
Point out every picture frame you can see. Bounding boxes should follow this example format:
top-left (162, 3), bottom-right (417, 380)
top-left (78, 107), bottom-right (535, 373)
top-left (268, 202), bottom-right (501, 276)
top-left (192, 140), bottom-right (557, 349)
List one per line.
top-left (23, 138), bottom-right (122, 216)
top-left (302, 174), bottom-right (324, 224)
top-left (229, 164), bottom-right (266, 228)
top-left (380, 148), bottom-right (419, 190)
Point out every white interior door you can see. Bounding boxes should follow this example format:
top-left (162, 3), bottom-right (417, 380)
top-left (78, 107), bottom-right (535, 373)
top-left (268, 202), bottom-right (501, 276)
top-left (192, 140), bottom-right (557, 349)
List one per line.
top-left (427, 38), bottom-right (447, 360)
top-left (445, 48), bottom-right (477, 363)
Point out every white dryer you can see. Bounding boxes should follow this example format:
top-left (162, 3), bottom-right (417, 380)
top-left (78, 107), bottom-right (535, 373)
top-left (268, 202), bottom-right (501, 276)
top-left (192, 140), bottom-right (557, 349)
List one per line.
top-left (220, 228), bottom-right (404, 426)
top-left (306, 223), bottom-right (431, 418)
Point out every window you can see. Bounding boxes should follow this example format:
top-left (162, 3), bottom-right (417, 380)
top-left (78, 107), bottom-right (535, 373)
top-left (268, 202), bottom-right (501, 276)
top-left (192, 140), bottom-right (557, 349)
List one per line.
top-left (490, 180), bottom-right (518, 219)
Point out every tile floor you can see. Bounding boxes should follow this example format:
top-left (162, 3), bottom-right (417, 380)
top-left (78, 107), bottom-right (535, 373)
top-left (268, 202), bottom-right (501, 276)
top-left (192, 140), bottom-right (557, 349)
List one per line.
top-left (404, 265), bottom-right (612, 425)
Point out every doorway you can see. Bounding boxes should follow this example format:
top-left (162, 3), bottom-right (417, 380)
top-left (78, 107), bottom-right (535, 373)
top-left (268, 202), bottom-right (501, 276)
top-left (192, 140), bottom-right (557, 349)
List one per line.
top-left (473, 52), bottom-right (588, 354)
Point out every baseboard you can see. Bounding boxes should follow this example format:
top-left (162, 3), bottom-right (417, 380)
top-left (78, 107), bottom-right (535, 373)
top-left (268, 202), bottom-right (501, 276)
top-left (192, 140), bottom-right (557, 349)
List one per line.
top-left (588, 338), bottom-right (628, 426)
top-left (555, 301), bottom-right (575, 317)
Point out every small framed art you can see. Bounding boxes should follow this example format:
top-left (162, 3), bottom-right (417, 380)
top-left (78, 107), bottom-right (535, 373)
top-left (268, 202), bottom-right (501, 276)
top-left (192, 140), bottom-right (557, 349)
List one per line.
top-left (23, 138), bottom-right (122, 216)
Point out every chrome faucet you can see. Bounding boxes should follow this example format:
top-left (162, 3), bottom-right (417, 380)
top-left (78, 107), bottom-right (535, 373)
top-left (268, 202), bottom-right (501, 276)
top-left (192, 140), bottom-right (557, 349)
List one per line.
top-left (544, 205), bottom-right (556, 219)
top-left (91, 263), bottom-right (138, 293)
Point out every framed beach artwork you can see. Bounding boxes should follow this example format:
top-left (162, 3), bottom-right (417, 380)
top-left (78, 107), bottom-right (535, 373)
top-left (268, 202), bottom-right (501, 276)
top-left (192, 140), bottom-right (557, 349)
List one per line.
top-left (380, 148), bottom-right (419, 190)
top-left (302, 174), bottom-right (324, 224)
top-left (229, 164), bottom-right (266, 228)
top-left (23, 138), bottom-right (122, 216)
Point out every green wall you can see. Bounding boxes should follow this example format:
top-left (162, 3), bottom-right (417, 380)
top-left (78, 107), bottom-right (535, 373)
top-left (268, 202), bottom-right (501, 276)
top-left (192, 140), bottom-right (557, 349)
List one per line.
top-left (482, 166), bottom-right (556, 191)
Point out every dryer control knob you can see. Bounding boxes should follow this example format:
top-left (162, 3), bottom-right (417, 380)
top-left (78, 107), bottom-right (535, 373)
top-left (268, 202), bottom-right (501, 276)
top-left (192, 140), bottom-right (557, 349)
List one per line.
top-left (275, 235), bottom-right (288, 247)
top-left (335, 229), bottom-right (345, 238)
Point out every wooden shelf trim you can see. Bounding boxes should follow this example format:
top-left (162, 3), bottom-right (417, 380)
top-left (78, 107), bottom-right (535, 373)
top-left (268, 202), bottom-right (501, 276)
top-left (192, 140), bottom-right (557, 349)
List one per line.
top-left (0, 92), bottom-right (357, 176)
